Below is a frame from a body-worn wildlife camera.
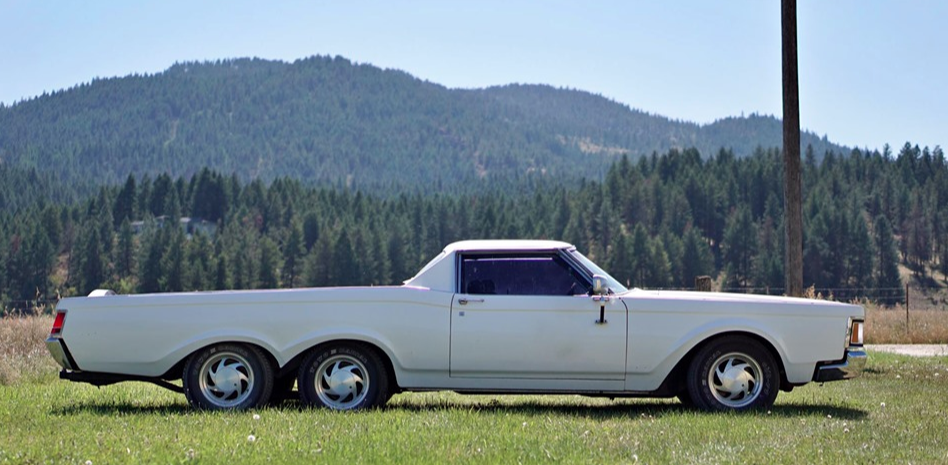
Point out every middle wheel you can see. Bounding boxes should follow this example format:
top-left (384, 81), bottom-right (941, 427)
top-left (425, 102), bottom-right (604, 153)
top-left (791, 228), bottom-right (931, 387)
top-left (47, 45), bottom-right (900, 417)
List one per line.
top-left (298, 343), bottom-right (390, 410)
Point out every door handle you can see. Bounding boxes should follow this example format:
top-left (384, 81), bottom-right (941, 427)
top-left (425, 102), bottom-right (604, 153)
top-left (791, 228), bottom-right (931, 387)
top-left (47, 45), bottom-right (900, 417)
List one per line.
top-left (458, 298), bottom-right (484, 305)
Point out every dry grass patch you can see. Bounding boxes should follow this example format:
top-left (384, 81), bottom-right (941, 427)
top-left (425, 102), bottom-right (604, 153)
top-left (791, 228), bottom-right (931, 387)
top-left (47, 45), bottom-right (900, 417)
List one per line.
top-left (865, 303), bottom-right (948, 344)
top-left (0, 314), bottom-right (58, 385)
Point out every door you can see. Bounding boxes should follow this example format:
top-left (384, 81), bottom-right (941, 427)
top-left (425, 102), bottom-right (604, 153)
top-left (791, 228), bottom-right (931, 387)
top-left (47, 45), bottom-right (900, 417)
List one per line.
top-left (449, 252), bottom-right (627, 380)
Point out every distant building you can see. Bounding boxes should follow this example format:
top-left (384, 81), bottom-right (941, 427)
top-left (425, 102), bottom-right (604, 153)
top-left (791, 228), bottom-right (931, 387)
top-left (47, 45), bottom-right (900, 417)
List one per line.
top-left (180, 217), bottom-right (218, 237)
top-left (129, 216), bottom-right (218, 238)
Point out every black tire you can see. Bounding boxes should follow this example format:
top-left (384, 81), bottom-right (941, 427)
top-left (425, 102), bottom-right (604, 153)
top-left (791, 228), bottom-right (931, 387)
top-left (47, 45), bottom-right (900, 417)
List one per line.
top-left (298, 343), bottom-right (390, 410)
top-left (686, 336), bottom-right (779, 412)
top-left (182, 343), bottom-right (274, 410)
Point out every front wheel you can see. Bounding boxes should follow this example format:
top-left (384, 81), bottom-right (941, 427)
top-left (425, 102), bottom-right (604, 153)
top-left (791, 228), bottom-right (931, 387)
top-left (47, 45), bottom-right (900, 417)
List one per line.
top-left (182, 343), bottom-right (274, 410)
top-left (686, 336), bottom-right (779, 411)
top-left (298, 343), bottom-right (389, 410)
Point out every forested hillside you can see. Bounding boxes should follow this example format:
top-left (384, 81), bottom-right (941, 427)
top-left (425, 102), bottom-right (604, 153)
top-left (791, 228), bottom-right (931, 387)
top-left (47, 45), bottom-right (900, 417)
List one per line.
top-left (3, 143), bottom-right (944, 310)
top-left (0, 56), bottom-right (843, 193)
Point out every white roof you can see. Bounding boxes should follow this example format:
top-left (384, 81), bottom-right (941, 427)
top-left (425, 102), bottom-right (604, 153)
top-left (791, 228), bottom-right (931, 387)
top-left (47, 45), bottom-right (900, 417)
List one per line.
top-left (442, 240), bottom-right (573, 254)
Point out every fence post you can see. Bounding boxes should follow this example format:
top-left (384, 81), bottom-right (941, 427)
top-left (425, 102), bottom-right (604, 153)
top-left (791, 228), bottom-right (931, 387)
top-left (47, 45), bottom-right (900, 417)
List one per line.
top-left (905, 283), bottom-right (910, 337)
top-left (695, 276), bottom-right (712, 292)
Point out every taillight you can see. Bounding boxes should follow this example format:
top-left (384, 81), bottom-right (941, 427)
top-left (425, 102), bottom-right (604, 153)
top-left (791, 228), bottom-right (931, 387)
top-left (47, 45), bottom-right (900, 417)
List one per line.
top-left (50, 310), bottom-right (67, 338)
top-left (849, 320), bottom-right (864, 346)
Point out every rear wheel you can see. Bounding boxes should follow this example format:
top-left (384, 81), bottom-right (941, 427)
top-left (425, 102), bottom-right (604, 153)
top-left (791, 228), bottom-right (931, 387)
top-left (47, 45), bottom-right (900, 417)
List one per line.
top-left (298, 343), bottom-right (389, 410)
top-left (686, 336), bottom-right (779, 411)
top-left (183, 343), bottom-right (273, 410)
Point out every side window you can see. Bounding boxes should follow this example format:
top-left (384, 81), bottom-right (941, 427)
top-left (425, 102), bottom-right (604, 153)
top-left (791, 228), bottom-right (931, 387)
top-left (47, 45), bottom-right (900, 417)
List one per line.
top-left (461, 253), bottom-right (590, 296)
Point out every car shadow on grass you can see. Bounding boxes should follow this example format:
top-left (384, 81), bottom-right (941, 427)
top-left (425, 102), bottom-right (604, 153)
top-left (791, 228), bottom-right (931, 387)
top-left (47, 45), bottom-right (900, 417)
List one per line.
top-left (386, 398), bottom-right (867, 420)
top-left (50, 398), bottom-right (866, 420)
top-left (52, 402), bottom-right (191, 416)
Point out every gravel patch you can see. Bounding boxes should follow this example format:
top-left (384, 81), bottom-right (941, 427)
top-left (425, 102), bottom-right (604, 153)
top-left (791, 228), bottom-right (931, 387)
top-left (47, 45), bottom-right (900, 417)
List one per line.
top-left (866, 344), bottom-right (948, 357)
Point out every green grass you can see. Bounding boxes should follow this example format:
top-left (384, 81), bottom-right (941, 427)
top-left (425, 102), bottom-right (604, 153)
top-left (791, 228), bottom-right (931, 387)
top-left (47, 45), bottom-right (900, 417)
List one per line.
top-left (2, 351), bottom-right (947, 464)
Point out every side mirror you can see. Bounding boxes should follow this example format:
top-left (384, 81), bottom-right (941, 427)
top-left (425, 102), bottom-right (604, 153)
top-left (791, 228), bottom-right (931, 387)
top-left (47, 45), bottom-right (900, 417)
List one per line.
top-left (591, 274), bottom-right (610, 296)
top-left (592, 274), bottom-right (610, 325)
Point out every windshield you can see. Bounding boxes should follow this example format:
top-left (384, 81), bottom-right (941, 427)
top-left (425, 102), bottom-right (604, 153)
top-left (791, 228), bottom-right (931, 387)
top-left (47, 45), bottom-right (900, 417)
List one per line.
top-left (568, 249), bottom-right (629, 294)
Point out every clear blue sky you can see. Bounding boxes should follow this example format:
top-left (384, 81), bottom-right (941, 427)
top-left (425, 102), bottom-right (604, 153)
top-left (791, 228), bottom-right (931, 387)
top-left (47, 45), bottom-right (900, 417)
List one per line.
top-left (1, 0), bottom-right (944, 152)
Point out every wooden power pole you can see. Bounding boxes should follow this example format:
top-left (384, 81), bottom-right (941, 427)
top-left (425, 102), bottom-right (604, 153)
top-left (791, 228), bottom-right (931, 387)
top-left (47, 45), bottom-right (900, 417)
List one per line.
top-left (782, 0), bottom-right (804, 297)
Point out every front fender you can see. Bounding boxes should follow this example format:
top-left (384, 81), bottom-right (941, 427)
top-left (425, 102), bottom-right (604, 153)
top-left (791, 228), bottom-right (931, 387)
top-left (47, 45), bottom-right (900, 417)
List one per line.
top-left (626, 314), bottom-right (792, 391)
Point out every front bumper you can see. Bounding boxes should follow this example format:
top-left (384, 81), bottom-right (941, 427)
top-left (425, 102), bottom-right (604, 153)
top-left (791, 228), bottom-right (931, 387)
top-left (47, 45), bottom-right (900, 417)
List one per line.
top-left (813, 347), bottom-right (867, 382)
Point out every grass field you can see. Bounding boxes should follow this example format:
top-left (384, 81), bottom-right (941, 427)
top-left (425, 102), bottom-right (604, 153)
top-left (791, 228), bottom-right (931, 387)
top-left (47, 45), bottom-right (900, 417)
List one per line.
top-left (2, 316), bottom-right (948, 463)
top-left (1, 352), bottom-right (947, 464)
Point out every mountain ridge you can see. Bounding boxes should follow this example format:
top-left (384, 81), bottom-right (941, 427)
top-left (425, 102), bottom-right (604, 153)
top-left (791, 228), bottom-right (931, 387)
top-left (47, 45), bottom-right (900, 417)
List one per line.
top-left (0, 55), bottom-right (848, 192)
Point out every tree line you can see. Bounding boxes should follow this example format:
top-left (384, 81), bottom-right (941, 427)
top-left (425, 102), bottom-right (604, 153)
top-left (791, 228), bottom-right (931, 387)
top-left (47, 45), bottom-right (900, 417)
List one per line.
top-left (2, 142), bottom-right (944, 310)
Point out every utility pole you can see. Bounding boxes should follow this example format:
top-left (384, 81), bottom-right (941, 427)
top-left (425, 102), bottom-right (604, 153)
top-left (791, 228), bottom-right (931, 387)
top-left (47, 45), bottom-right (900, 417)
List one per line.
top-left (782, 0), bottom-right (803, 297)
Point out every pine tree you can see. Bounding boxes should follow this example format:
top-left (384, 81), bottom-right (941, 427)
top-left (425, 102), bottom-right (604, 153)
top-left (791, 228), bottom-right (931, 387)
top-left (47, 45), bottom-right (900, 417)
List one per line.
top-left (116, 219), bottom-right (135, 278)
top-left (148, 174), bottom-right (173, 217)
top-left (630, 224), bottom-right (649, 287)
top-left (681, 228), bottom-right (713, 288)
top-left (138, 221), bottom-right (164, 294)
top-left (258, 236), bottom-right (280, 289)
top-left (847, 211), bottom-right (876, 291)
top-left (803, 209), bottom-right (831, 288)
top-left (386, 220), bottom-right (412, 283)
top-left (302, 212), bottom-right (321, 251)
top-left (77, 222), bottom-right (104, 295)
top-left (191, 168), bottom-right (227, 222)
top-left (303, 230), bottom-right (333, 287)
top-left (18, 221), bottom-right (57, 301)
top-left (185, 232), bottom-right (213, 291)
top-left (873, 215), bottom-right (903, 304)
top-left (643, 236), bottom-right (672, 288)
top-left (214, 250), bottom-right (231, 291)
top-left (159, 228), bottom-right (185, 292)
top-left (330, 232), bottom-right (359, 285)
top-left (97, 205), bottom-right (115, 258)
top-left (282, 220), bottom-right (304, 287)
top-left (113, 174), bottom-right (137, 226)
top-left (605, 232), bottom-right (634, 287)
top-left (722, 205), bottom-right (757, 287)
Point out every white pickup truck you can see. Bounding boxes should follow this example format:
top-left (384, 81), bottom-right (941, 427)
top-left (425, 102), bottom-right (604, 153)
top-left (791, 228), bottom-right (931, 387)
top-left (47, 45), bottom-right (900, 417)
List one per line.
top-left (47, 240), bottom-right (865, 411)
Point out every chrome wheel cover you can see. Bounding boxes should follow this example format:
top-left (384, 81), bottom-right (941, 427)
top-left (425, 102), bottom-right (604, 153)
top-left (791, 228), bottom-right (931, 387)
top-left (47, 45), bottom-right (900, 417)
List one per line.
top-left (707, 352), bottom-right (763, 408)
top-left (198, 351), bottom-right (255, 408)
top-left (314, 354), bottom-right (369, 410)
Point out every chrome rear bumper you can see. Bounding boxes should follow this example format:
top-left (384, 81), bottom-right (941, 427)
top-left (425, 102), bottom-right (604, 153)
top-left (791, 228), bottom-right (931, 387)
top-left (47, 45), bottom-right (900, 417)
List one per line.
top-left (814, 347), bottom-right (867, 382)
top-left (46, 337), bottom-right (75, 371)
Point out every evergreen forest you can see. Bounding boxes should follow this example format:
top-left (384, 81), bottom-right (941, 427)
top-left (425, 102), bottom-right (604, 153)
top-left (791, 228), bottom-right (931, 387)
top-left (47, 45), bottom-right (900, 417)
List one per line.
top-left (2, 142), bottom-right (945, 311)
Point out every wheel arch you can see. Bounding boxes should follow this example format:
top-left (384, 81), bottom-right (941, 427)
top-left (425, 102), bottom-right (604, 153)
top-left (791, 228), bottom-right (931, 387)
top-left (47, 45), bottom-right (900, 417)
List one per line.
top-left (660, 330), bottom-right (791, 396)
top-left (284, 338), bottom-right (399, 391)
top-left (161, 340), bottom-right (281, 381)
